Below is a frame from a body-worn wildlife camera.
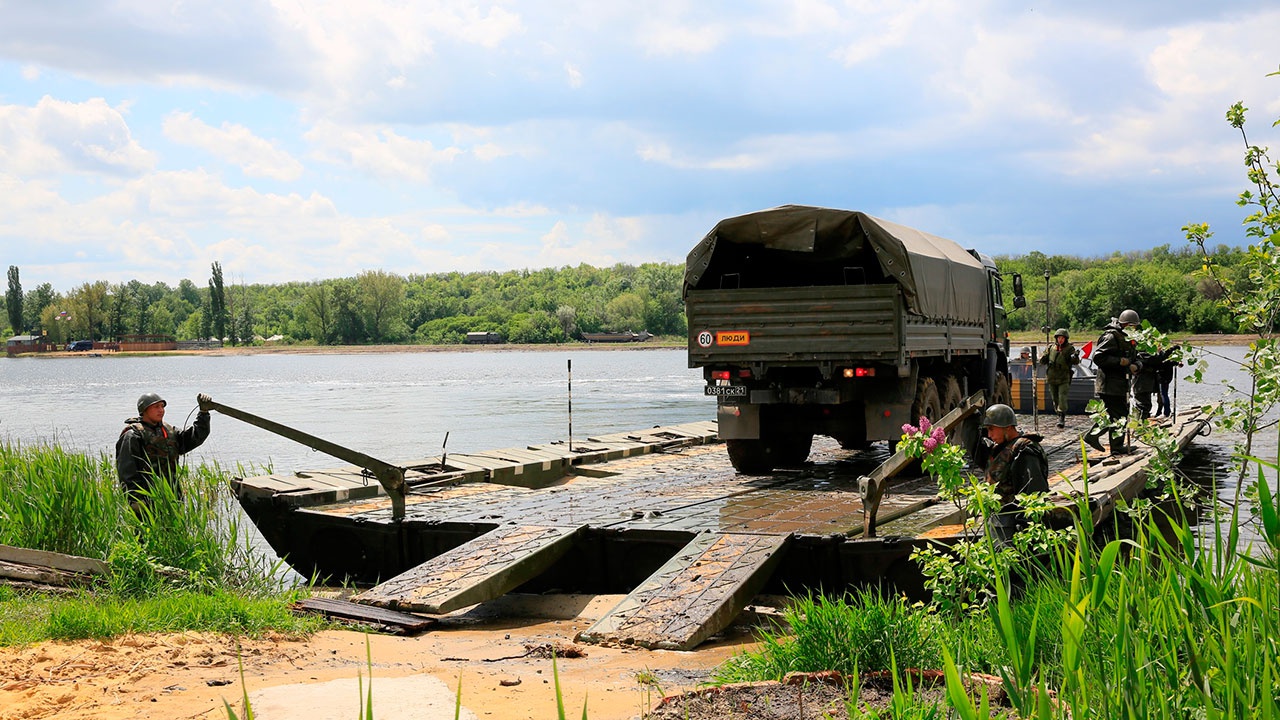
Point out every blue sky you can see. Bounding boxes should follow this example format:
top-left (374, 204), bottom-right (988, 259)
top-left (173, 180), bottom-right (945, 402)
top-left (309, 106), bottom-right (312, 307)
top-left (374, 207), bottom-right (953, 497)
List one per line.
top-left (1, 1), bottom-right (1277, 292)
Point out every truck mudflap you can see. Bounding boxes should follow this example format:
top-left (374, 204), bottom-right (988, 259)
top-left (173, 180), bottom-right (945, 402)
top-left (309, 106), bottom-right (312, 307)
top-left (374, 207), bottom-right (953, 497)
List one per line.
top-left (717, 403), bottom-right (760, 440)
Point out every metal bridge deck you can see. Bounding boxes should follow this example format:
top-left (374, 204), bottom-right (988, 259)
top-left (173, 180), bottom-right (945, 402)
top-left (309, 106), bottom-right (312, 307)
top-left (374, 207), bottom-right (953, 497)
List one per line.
top-left (233, 408), bottom-right (1213, 649)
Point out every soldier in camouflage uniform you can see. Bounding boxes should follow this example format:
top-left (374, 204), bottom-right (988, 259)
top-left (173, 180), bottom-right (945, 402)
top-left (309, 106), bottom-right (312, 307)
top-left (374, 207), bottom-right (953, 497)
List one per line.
top-left (1040, 328), bottom-right (1080, 428)
top-left (977, 403), bottom-right (1048, 539)
top-left (1084, 309), bottom-right (1141, 455)
top-left (116, 392), bottom-right (213, 512)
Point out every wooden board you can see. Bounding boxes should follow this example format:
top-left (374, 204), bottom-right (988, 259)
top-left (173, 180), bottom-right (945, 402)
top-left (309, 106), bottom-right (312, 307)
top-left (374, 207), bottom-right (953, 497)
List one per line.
top-left (354, 524), bottom-right (583, 613)
top-left (577, 531), bottom-right (791, 650)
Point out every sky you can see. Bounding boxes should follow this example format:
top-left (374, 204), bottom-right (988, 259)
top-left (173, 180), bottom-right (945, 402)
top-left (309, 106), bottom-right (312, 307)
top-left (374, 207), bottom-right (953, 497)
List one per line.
top-left (1, 1), bottom-right (1278, 293)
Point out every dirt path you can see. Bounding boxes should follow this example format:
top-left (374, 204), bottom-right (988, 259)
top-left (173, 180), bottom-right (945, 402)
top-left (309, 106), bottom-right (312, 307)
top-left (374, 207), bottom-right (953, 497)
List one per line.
top-left (0, 595), bottom-right (753, 720)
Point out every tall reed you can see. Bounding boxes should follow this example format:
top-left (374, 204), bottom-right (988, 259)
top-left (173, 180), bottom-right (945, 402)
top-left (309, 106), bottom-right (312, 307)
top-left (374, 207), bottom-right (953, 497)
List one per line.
top-left (949, 468), bottom-right (1280, 719)
top-left (0, 440), bottom-right (281, 595)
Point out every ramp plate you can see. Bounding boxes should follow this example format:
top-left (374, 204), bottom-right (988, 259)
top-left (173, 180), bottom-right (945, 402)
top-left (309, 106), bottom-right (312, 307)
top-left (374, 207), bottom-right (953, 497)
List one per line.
top-left (355, 524), bottom-right (582, 613)
top-left (577, 531), bottom-right (791, 650)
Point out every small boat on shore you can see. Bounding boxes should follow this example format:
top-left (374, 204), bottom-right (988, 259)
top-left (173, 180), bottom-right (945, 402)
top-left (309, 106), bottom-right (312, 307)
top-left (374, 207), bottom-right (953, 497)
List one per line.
top-left (1007, 356), bottom-right (1097, 414)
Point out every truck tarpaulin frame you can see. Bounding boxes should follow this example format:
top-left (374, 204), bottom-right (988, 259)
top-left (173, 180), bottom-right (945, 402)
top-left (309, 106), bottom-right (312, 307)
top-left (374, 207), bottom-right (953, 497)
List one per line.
top-left (683, 205), bottom-right (991, 326)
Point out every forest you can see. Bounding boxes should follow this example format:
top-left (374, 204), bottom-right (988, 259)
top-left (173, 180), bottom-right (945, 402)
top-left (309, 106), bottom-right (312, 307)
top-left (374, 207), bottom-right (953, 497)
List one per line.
top-left (1, 240), bottom-right (1250, 347)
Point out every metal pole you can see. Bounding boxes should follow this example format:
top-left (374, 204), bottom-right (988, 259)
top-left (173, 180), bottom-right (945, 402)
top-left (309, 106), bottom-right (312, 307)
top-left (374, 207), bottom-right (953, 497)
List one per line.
top-left (441, 431), bottom-right (450, 470)
top-left (1031, 346), bottom-right (1039, 431)
top-left (568, 358), bottom-right (573, 452)
top-left (1043, 270), bottom-right (1051, 346)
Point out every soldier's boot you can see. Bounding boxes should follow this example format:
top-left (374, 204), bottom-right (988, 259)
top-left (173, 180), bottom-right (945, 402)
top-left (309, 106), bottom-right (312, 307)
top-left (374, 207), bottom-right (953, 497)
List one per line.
top-left (1084, 428), bottom-right (1105, 453)
top-left (1058, 412), bottom-right (1066, 429)
top-left (1110, 437), bottom-right (1133, 455)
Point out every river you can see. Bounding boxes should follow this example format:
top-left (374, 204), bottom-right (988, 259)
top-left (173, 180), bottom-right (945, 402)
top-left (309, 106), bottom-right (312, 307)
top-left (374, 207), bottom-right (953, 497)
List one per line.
top-left (2, 345), bottom-right (1276, 548)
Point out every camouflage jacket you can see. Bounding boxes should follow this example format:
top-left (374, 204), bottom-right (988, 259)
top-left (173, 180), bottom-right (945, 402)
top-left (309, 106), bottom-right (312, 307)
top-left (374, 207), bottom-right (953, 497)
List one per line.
top-left (1040, 342), bottom-right (1080, 385)
top-left (1092, 322), bottom-right (1138, 397)
top-left (115, 412), bottom-right (210, 496)
top-left (985, 434), bottom-right (1049, 504)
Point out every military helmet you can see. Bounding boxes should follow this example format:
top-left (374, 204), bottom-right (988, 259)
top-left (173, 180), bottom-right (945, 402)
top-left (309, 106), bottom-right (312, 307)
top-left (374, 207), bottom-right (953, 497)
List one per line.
top-left (136, 392), bottom-right (166, 415)
top-left (981, 403), bottom-right (1017, 428)
top-left (1054, 328), bottom-right (1069, 340)
top-left (1118, 309), bottom-right (1140, 326)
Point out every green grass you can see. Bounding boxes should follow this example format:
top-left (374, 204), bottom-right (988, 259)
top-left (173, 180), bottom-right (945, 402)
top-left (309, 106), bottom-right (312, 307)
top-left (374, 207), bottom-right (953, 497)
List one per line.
top-left (0, 440), bottom-right (313, 647)
top-left (715, 467), bottom-right (1280, 718)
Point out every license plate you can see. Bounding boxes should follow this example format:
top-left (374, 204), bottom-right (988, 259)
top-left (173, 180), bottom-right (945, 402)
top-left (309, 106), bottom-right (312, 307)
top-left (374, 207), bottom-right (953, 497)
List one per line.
top-left (705, 385), bottom-right (748, 397)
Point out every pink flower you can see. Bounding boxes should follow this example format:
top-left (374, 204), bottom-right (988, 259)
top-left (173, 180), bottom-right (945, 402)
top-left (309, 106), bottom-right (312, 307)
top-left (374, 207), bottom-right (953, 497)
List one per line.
top-left (919, 417), bottom-right (932, 434)
top-left (922, 437), bottom-right (938, 453)
top-left (902, 423), bottom-right (918, 435)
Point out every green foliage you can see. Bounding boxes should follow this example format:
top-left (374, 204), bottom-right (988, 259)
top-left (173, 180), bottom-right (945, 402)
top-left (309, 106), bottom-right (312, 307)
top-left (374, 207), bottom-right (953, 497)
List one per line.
top-left (1186, 81), bottom-right (1280, 480)
top-left (7, 265), bottom-right (23, 334)
top-left (0, 441), bottom-right (284, 596)
top-left (714, 590), bottom-right (941, 682)
top-left (43, 589), bottom-right (323, 640)
top-left (897, 421), bottom-right (1071, 615)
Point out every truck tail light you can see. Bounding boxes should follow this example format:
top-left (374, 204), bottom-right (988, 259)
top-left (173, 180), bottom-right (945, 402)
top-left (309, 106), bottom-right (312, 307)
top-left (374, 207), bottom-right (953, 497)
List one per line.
top-left (738, 369), bottom-right (752, 378)
top-left (843, 367), bottom-right (875, 378)
top-left (711, 370), bottom-right (731, 381)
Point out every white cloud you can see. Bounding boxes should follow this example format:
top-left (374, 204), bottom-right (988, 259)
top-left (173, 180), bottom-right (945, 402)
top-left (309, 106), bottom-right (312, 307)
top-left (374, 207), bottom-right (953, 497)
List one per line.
top-left (0, 96), bottom-right (154, 177)
top-left (1028, 10), bottom-right (1280, 180)
top-left (564, 62), bottom-right (584, 88)
top-left (163, 112), bottom-right (304, 181)
top-left (270, 1), bottom-right (525, 105)
top-left (305, 120), bottom-right (463, 182)
top-left (20, 65), bottom-right (40, 81)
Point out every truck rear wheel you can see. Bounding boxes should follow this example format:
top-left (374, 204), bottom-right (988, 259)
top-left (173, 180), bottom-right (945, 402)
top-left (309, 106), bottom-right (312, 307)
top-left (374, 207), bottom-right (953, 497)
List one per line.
top-left (726, 439), bottom-right (776, 475)
top-left (938, 375), bottom-right (963, 416)
top-left (991, 373), bottom-right (1012, 407)
top-left (910, 377), bottom-right (942, 426)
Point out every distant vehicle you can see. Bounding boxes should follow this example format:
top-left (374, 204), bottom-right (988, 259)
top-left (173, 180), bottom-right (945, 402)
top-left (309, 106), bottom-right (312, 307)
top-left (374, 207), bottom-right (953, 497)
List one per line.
top-left (66, 340), bottom-right (94, 351)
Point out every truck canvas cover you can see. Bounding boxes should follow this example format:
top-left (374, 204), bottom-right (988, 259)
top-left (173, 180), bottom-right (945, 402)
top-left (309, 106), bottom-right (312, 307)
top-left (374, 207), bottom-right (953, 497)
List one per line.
top-left (684, 205), bottom-right (991, 325)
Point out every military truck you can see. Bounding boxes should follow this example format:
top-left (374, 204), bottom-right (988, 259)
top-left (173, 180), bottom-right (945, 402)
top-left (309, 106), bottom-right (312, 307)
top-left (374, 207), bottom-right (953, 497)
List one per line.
top-left (685, 205), bottom-right (1025, 474)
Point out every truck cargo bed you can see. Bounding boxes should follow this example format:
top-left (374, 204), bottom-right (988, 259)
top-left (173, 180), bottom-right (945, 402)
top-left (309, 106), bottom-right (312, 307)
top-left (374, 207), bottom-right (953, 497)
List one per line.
top-left (687, 285), bottom-right (988, 365)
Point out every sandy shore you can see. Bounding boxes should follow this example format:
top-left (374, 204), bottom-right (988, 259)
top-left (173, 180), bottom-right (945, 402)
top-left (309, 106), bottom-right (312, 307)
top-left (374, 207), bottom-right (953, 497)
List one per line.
top-left (0, 594), bottom-right (754, 720)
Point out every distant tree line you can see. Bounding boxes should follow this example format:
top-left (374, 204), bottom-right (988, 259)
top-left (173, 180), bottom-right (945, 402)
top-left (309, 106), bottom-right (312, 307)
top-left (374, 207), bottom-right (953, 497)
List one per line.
top-left (995, 243), bottom-right (1241, 336)
top-left (0, 242), bottom-right (1255, 347)
top-left (2, 261), bottom-right (687, 346)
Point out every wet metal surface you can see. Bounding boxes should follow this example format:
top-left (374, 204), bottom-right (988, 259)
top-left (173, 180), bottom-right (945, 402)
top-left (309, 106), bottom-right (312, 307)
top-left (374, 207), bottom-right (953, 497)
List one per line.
top-left (236, 410), bottom-right (1213, 650)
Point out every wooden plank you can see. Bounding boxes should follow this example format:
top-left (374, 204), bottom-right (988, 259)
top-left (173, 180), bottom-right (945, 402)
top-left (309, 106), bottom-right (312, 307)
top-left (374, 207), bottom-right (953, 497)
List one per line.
top-left (292, 597), bottom-right (437, 634)
top-left (0, 544), bottom-right (107, 575)
top-left (0, 559), bottom-right (98, 587)
top-left (354, 524), bottom-right (583, 614)
top-left (577, 531), bottom-right (791, 650)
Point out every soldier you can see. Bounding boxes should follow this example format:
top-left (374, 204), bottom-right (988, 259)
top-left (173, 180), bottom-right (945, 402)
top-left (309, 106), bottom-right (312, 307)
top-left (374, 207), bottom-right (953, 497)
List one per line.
top-left (1084, 309), bottom-right (1141, 454)
top-left (1040, 328), bottom-right (1080, 428)
top-left (116, 392), bottom-right (213, 513)
top-left (978, 403), bottom-right (1049, 539)
top-left (1133, 345), bottom-right (1178, 420)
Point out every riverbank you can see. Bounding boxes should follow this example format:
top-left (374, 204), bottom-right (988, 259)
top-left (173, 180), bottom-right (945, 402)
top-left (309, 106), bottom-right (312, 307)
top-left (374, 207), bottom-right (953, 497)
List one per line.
top-left (12, 332), bottom-right (1254, 361)
top-left (11, 340), bottom-right (685, 359)
top-left (0, 596), bottom-right (749, 720)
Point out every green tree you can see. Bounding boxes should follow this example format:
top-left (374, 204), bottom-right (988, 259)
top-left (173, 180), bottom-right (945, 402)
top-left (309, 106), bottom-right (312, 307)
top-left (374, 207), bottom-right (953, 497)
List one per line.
top-left (67, 282), bottom-right (110, 341)
top-left (332, 279), bottom-right (364, 344)
top-left (603, 292), bottom-right (645, 332)
top-left (6, 266), bottom-right (23, 334)
top-left (301, 282), bottom-right (335, 343)
top-left (209, 262), bottom-right (228, 343)
top-left (24, 282), bottom-right (56, 333)
top-left (107, 284), bottom-right (128, 340)
top-left (356, 270), bottom-right (405, 342)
